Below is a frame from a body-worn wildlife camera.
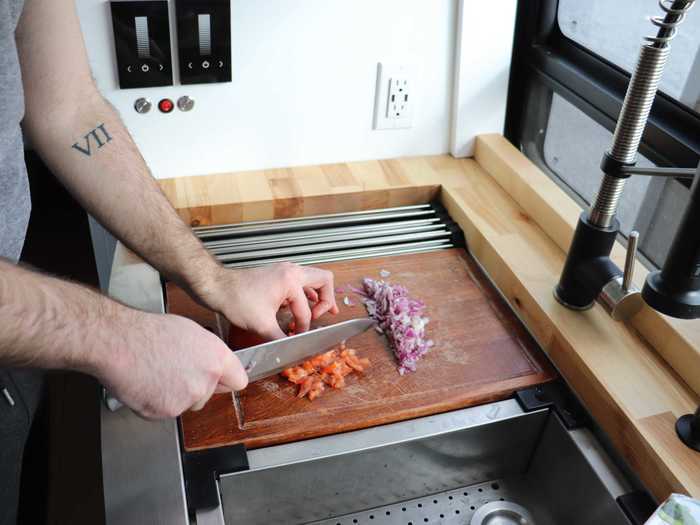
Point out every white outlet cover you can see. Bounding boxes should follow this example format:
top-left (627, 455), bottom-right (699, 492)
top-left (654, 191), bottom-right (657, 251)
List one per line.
top-left (373, 63), bottom-right (413, 130)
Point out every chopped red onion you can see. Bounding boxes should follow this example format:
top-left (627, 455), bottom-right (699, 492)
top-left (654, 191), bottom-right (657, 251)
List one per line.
top-left (356, 277), bottom-right (433, 374)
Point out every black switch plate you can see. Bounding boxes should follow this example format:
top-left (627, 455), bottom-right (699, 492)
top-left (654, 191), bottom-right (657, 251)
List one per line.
top-left (110, 0), bottom-right (173, 89)
top-left (175, 0), bottom-right (231, 84)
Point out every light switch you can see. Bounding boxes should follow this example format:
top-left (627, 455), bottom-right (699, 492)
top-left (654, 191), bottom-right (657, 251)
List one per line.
top-left (110, 0), bottom-right (173, 89)
top-left (175, 0), bottom-right (231, 84)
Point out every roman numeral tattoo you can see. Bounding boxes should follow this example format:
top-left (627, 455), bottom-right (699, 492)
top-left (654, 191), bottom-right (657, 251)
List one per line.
top-left (71, 123), bottom-right (112, 156)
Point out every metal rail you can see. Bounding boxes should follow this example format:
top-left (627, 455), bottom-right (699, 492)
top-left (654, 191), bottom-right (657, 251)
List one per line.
top-left (223, 242), bottom-right (453, 269)
top-left (196, 204), bottom-right (455, 268)
top-left (194, 204), bottom-right (435, 239)
top-left (204, 219), bottom-right (442, 252)
top-left (217, 231), bottom-right (451, 263)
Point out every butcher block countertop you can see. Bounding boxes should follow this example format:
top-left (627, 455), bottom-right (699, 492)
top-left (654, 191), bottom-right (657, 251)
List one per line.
top-left (157, 134), bottom-right (700, 501)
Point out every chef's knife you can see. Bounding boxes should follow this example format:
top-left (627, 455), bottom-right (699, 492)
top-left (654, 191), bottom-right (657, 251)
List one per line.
top-left (104, 317), bottom-right (375, 411)
top-left (238, 317), bottom-right (376, 382)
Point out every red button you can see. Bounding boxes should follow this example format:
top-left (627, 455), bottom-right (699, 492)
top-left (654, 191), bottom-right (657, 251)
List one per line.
top-left (158, 98), bottom-right (174, 113)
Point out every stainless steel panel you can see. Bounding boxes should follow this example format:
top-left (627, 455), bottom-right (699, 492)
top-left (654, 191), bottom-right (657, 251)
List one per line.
top-left (223, 241), bottom-right (453, 268)
top-left (219, 403), bottom-right (547, 524)
top-left (101, 410), bottom-right (188, 525)
top-left (194, 482), bottom-right (225, 525)
top-left (216, 230), bottom-right (451, 263)
top-left (243, 400), bottom-right (525, 470)
top-left (102, 243), bottom-right (189, 525)
top-left (522, 415), bottom-right (631, 525)
top-left (219, 406), bottom-right (635, 525)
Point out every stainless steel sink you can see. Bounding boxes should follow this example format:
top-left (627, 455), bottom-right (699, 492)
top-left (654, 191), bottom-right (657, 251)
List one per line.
top-left (217, 400), bottom-right (633, 525)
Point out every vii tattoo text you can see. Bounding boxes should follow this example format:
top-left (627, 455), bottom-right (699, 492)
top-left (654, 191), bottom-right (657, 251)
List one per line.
top-left (71, 123), bottom-right (112, 156)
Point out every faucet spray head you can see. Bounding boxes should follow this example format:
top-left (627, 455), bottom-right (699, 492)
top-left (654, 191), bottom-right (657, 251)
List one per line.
top-left (642, 165), bottom-right (700, 320)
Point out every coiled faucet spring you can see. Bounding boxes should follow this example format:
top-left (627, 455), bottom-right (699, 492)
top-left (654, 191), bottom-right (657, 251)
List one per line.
top-left (646, 0), bottom-right (696, 46)
top-left (589, 0), bottom-right (696, 228)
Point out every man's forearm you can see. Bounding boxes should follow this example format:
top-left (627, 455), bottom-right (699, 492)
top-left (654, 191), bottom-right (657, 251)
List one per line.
top-left (0, 258), bottom-right (249, 417)
top-left (0, 258), bottom-right (124, 373)
top-left (22, 90), bottom-right (219, 293)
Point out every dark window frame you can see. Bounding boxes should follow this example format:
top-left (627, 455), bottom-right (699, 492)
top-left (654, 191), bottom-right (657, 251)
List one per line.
top-left (505, 0), bottom-right (700, 185)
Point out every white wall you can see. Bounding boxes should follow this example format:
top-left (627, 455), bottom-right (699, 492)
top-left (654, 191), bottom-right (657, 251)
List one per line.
top-left (75, 0), bottom-right (517, 289)
top-left (76, 0), bottom-right (459, 179)
top-left (451, 0), bottom-right (516, 157)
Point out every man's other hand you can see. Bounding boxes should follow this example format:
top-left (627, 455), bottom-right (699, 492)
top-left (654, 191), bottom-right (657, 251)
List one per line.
top-left (194, 263), bottom-right (340, 341)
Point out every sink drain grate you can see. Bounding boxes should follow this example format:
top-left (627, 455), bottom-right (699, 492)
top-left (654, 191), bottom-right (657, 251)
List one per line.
top-left (307, 479), bottom-right (524, 525)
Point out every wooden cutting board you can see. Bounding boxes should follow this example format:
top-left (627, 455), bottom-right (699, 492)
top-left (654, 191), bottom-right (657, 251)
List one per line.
top-left (171, 248), bottom-right (556, 451)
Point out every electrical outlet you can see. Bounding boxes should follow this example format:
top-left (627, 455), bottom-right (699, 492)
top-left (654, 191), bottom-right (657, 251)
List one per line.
top-left (373, 63), bottom-right (413, 130)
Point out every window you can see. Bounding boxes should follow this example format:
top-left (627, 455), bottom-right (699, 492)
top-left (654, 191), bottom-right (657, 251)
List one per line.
top-left (558, 0), bottom-right (700, 111)
top-left (506, 0), bottom-right (699, 270)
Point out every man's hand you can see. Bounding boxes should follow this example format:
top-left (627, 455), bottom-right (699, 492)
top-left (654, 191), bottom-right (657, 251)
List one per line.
top-left (98, 312), bottom-right (247, 418)
top-left (193, 263), bottom-right (340, 341)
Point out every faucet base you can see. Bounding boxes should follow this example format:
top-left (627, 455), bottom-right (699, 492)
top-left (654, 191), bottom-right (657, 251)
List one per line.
top-left (676, 412), bottom-right (700, 452)
top-left (552, 288), bottom-right (593, 311)
top-left (642, 271), bottom-right (700, 320)
top-left (555, 212), bottom-right (621, 309)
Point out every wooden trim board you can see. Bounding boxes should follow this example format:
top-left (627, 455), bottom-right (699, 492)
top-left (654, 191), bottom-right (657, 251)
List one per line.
top-left (158, 137), bottom-right (700, 500)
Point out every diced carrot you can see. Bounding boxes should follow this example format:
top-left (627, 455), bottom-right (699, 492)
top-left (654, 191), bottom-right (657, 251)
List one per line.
top-left (281, 366), bottom-right (308, 384)
top-left (308, 378), bottom-right (325, 400)
top-left (310, 350), bottom-right (337, 369)
top-left (297, 377), bottom-right (314, 398)
top-left (342, 351), bottom-right (370, 373)
top-left (280, 344), bottom-right (370, 400)
top-left (321, 360), bottom-right (343, 375)
top-left (329, 375), bottom-right (346, 389)
top-left (344, 358), bottom-right (364, 373)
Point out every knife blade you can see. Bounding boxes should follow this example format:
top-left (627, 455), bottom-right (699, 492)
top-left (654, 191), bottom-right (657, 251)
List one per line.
top-left (237, 318), bottom-right (376, 382)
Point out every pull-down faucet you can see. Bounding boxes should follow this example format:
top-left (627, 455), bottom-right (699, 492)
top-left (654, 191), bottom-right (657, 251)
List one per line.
top-left (554, 0), bottom-right (700, 451)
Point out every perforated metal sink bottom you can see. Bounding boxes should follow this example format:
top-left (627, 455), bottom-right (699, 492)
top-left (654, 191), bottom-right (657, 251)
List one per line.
top-left (307, 479), bottom-right (527, 525)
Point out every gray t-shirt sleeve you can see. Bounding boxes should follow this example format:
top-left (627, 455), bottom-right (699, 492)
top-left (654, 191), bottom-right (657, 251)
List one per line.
top-left (0, 0), bottom-right (30, 263)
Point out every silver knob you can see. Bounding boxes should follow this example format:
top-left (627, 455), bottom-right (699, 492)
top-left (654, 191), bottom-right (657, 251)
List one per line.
top-left (134, 97), bottom-right (152, 114)
top-left (177, 95), bottom-right (195, 112)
